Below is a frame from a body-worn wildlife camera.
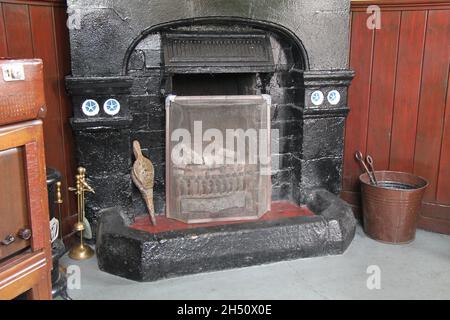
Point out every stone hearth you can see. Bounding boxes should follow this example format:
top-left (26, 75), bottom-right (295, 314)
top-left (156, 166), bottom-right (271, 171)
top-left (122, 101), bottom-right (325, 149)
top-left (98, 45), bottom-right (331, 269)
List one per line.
top-left (97, 190), bottom-right (355, 282)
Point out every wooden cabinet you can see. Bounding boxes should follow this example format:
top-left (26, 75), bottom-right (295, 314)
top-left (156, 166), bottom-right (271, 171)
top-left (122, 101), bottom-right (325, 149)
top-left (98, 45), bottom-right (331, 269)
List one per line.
top-left (0, 59), bottom-right (52, 300)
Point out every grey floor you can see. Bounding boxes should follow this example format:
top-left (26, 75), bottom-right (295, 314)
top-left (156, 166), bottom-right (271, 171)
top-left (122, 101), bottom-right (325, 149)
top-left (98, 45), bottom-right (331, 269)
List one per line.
top-left (61, 226), bottom-right (450, 300)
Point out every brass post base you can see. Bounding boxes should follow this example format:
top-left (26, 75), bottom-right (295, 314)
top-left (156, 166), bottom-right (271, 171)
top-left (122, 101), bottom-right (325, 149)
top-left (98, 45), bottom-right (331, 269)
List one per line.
top-left (69, 243), bottom-right (95, 260)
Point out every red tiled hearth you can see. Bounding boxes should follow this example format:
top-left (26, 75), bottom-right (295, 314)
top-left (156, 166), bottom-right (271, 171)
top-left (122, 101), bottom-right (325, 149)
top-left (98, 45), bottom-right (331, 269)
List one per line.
top-left (130, 201), bottom-right (314, 234)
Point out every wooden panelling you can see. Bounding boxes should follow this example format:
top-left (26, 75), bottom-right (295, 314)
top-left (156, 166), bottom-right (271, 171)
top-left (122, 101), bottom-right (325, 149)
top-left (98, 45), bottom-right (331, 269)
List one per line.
top-left (366, 11), bottom-right (401, 169)
top-left (0, 0), bottom-right (76, 239)
top-left (0, 5), bottom-right (7, 55)
top-left (346, 0), bottom-right (450, 234)
top-left (352, 0), bottom-right (450, 11)
top-left (2, 3), bottom-right (33, 57)
top-left (389, 10), bottom-right (427, 173)
top-left (52, 5), bottom-right (78, 236)
top-left (437, 69), bottom-right (450, 203)
top-left (414, 9), bottom-right (449, 202)
top-left (344, 11), bottom-right (375, 191)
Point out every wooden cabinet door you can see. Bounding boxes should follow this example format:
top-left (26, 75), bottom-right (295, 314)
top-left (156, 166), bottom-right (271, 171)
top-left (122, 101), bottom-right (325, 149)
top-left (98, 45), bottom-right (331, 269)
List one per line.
top-left (0, 147), bottom-right (31, 261)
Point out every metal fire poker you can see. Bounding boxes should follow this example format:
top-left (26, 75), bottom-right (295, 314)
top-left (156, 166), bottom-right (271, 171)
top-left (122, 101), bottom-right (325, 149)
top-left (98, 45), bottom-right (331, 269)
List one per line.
top-left (355, 151), bottom-right (377, 185)
top-left (69, 167), bottom-right (95, 260)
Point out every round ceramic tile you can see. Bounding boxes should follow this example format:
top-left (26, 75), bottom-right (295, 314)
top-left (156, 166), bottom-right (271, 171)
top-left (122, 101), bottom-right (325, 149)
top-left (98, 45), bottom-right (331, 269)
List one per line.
top-left (103, 99), bottom-right (121, 116)
top-left (327, 90), bottom-right (341, 105)
top-left (82, 99), bottom-right (100, 116)
top-left (311, 90), bottom-right (324, 106)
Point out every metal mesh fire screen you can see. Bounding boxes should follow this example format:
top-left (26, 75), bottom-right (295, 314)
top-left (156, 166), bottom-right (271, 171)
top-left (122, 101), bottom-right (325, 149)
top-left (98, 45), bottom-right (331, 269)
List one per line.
top-left (166, 95), bottom-right (272, 224)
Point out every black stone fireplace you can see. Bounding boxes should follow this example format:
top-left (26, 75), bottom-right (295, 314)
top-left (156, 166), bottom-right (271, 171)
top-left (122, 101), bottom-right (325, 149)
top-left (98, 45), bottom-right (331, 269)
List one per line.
top-left (66, 0), bottom-right (356, 281)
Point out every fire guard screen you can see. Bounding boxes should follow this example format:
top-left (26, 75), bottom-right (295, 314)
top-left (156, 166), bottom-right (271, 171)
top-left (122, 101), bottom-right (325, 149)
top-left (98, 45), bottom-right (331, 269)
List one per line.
top-left (166, 95), bottom-right (272, 224)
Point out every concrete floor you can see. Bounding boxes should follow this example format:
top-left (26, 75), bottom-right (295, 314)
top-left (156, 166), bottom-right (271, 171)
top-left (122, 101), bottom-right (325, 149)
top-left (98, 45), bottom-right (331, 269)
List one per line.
top-left (61, 226), bottom-right (450, 300)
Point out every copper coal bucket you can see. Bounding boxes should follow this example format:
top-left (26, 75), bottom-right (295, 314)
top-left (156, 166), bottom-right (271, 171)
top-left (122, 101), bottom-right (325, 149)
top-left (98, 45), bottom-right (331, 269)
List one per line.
top-left (360, 171), bottom-right (428, 244)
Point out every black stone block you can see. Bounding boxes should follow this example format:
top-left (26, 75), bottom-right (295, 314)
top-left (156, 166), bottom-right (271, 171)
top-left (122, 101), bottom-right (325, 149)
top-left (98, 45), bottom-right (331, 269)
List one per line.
top-left (87, 173), bottom-right (132, 210)
top-left (272, 169), bottom-right (292, 187)
top-left (148, 116), bottom-right (165, 131)
top-left (152, 168), bottom-right (165, 191)
top-left (153, 190), bottom-right (166, 214)
top-left (271, 183), bottom-right (292, 201)
top-left (131, 113), bottom-right (150, 130)
top-left (272, 153), bottom-right (292, 170)
top-left (269, 87), bottom-right (302, 105)
top-left (271, 104), bottom-right (303, 122)
top-left (130, 74), bottom-right (163, 96)
top-left (130, 187), bottom-right (148, 216)
top-left (275, 71), bottom-right (303, 87)
top-left (75, 128), bottom-right (132, 176)
top-left (301, 117), bottom-right (345, 160)
top-left (143, 49), bottom-right (163, 68)
top-left (128, 50), bottom-right (146, 71)
top-left (296, 157), bottom-right (343, 203)
top-left (291, 154), bottom-right (303, 204)
top-left (273, 135), bottom-right (300, 154)
top-left (132, 130), bottom-right (165, 149)
top-left (129, 95), bottom-right (163, 115)
top-left (85, 173), bottom-right (133, 237)
top-left (153, 163), bottom-right (165, 181)
top-left (271, 120), bottom-right (302, 139)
